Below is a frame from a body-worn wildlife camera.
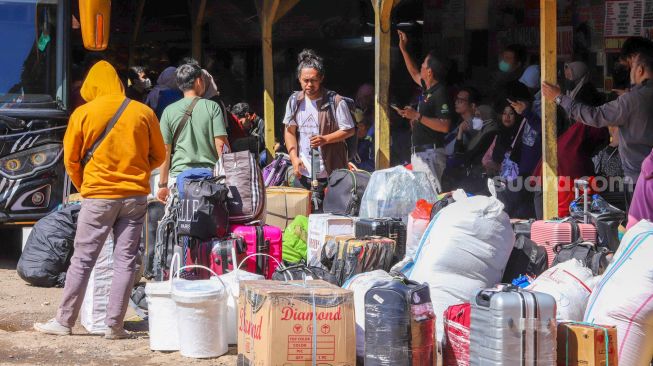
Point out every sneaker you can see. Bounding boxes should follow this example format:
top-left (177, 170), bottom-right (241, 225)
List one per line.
top-left (104, 326), bottom-right (134, 340)
top-left (33, 318), bottom-right (71, 336)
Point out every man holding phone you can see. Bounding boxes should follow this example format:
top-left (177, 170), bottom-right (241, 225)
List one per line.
top-left (397, 30), bottom-right (452, 193)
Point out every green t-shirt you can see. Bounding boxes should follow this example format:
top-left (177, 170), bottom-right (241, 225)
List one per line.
top-left (160, 97), bottom-right (227, 177)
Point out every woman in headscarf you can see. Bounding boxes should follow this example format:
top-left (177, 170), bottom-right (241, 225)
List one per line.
top-left (560, 61), bottom-right (604, 131)
top-left (145, 66), bottom-right (181, 117)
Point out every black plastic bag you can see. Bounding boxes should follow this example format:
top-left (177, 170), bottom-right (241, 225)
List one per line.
top-left (17, 205), bottom-right (80, 287)
top-left (177, 176), bottom-right (229, 240)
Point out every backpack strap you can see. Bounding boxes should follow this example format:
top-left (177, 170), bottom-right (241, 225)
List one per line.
top-left (171, 97), bottom-right (201, 158)
top-left (289, 91), bottom-right (300, 124)
top-left (82, 98), bottom-right (131, 167)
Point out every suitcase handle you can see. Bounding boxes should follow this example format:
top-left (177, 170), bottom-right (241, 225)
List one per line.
top-left (237, 253), bottom-right (283, 273)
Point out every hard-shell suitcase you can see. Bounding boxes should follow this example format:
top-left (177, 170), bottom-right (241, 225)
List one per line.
top-left (355, 218), bottom-right (407, 262)
top-left (142, 199), bottom-right (165, 279)
top-left (325, 237), bottom-right (396, 285)
top-left (443, 303), bottom-right (471, 366)
top-left (364, 278), bottom-right (436, 366)
top-left (531, 219), bottom-right (597, 267)
top-left (230, 223), bottom-right (282, 279)
top-left (470, 285), bottom-right (557, 366)
top-left (209, 236), bottom-right (247, 275)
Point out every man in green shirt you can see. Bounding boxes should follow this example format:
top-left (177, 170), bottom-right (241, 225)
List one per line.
top-left (156, 63), bottom-right (228, 203)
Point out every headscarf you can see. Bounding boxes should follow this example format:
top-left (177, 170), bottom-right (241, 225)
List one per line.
top-left (145, 66), bottom-right (177, 110)
top-left (565, 62), bottom-right (589, 100)
top-left (518, 65), bottom-right (541, 90)
top-left (201, 69), bottom-right (219, 100)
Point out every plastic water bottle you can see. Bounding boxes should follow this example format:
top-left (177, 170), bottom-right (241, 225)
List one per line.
top-left (591, 194), bottom-right (610, 213)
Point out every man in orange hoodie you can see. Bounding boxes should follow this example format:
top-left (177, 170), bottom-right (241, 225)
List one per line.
top-left (34, 61), bottom-right (166, 339)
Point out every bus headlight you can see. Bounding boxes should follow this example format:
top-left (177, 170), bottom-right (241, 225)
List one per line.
top-left (0, 144), bottom-right (63, 179)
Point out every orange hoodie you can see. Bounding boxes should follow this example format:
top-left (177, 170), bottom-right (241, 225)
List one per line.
top-left (63, 61), bottom-right (166, 198)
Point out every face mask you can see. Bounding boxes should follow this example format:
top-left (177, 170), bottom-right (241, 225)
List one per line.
top-left (499, 60), bottom-right (512, 73)
top-left (472, 117), bottom-right (484, 130)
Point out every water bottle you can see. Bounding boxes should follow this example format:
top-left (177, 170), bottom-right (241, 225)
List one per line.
top-left (591, 194), bottom-right (610, 213)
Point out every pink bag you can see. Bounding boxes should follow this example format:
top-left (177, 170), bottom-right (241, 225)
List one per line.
top-left (230, 223), bottom-right (283, 279)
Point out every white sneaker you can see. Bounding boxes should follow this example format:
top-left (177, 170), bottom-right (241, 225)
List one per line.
top-left (33, 318), bottom-right (71, 336)
top-left (104, 326), bottom-right (134, 340)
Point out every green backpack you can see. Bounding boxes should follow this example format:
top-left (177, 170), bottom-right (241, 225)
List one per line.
top-left (282, 215), bottom-right (309, 263)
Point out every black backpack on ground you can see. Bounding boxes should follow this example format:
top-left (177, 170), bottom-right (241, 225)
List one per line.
top-left (17, 205), bottom-right (81, 287)
top-left (552, 240), bottom-right (610, 276)
top-left (322, 169), bottom-right (371, 216)
top-left (501, 235), bottom-right (549, 283)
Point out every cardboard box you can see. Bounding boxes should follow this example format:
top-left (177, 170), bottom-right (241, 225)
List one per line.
top-left (265, 187), bottom-right (311, 230)
top-left (307, 214), bottom-right (354, 267)
top-left (556, 322), bottom-right (618, 366)
top-left (238, 280), bottom-right (356, 366)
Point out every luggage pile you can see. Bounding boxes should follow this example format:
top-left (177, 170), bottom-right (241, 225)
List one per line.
top-left (25, 158), bottom-right (653, 365)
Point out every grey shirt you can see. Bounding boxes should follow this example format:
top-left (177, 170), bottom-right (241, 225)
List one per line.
top-left (559, 80), bottom-right (653, 182)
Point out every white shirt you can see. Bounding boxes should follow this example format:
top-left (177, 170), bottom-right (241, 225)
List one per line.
top-left (283, 95), bottom-right (355, 178)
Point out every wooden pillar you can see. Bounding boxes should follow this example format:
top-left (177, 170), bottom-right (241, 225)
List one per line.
top-left (191, 0), bottom-right (207, 62)
top-left (372, 0), bottom-right (395, 170)
top-left (128, 0), bottom-right (146, 67)
top-left (260, 0), bottom-right (280, 161)
top-left (540, 0), bottom-right (558, 219)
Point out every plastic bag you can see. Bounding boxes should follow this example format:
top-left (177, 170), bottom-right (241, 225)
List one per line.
top-left (359, 166), bottom-right (438, 223)
top-left (411, 199), bottom-right (433, 220)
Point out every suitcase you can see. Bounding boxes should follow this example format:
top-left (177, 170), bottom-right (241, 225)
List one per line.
top-left (141, 199), bottom-right (165, 279)
top-left (180, 237), bottom-right (213, 280)
top-left (230, 224), bottom-right (282, 279)
top-left (355, 218), bottom-right (407, 262)
top-left (326, 237), bottom-right (396, 285)
top-left (265, 186), bottom-right (311, 230)
top-left (209, 235), bottom-right (247, 275)
top-left (470, 285), bottom-right (557, 366)
top-left (364, 278), bottom-right (436, 366)
top-left (443, 303), bottom-right (471, 366)
top-left (531, 219), bottom-right (597, 267)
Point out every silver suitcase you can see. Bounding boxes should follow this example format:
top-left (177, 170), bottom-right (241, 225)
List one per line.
top-left (470, 284), bottom-right (557, 366)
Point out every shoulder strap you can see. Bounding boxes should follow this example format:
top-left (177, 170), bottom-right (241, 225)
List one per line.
top-left (171, 97), bottom-right (200, 156)
top-left (289, 92), bottom-right (300, 123)
top-left (82, 98), bottom-right (131, 166)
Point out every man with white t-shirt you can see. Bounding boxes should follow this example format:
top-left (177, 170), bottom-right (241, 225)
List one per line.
top-left (283, 49), bottom-right (355, 211)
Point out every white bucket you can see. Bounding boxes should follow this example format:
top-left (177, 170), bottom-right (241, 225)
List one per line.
top-left (145, 253), bottom-right (182, 351)
top-left (220, 252), bottom-right (281, 345)
top-left (172, 265), bottom-right (228, 359)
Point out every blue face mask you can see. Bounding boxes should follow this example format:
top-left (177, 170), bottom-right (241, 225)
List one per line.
top-left (499, 60), bottom-right (512, 73)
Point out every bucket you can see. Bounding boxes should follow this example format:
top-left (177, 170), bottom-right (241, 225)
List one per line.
top-left (145, 253), bottom-right (182, 351)
top-left (221, 252), bottom-right (282, 345)
top-left (172, 265), bottom-right (228, 358)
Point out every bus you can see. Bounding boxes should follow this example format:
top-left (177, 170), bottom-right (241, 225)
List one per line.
top-left (0, 0), bottom-right (70, 229)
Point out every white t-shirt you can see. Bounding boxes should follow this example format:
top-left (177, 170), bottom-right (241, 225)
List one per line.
top-left (283, 95), bottom-right (355, 178)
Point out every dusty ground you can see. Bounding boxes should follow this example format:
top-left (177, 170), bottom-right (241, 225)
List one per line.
top-left (0, 248), bottom-right (237, 366)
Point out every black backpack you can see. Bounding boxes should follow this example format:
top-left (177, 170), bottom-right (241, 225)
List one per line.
top-left (552, 240), bottom-right (610, 276)
top-left (502, 235), bottom-right (549, 282)
top-left (322, 169), bottom-right (371, 216)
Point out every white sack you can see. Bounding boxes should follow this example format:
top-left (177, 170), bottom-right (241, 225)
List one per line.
top-left (359, 166), bottom-right (438, 223)
top-left (584, 220), bottom-right (653, 366)
top-left (81, 235), bottom-right (114, 334)
top-left (219, 270), bottom-right (264, 345)
top-left (342, 270), bottom-right (393, 359)
top-left (527, 259), bottom-right (594, 321)
top-left (407, 195), bottom-right (513, 341)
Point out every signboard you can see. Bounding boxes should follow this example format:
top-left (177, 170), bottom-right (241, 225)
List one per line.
top-left (605, 0), bottom-right (644, 51)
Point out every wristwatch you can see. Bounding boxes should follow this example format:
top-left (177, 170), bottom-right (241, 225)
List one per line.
top-left (158, 182), bottom-right (168, 188)
top-left (554, 95), bottom-right (563, 105)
